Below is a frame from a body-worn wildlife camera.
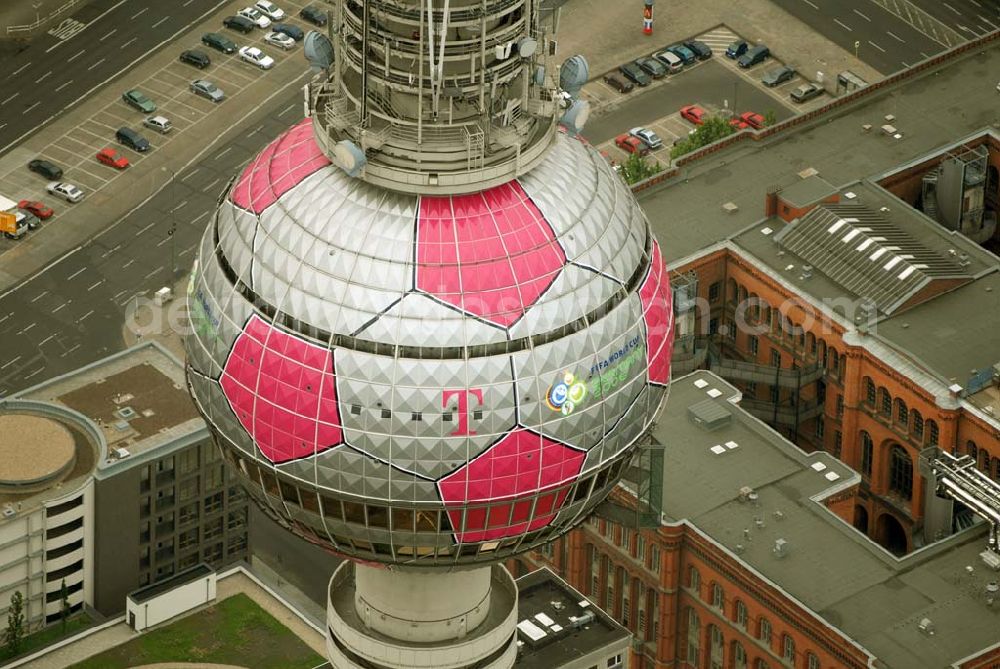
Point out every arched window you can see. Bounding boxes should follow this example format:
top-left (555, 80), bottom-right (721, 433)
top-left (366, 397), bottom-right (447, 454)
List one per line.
top-left (734, 599), bottom-right (748, 628)
top-left (879, 388), bottom-right (892, 417)
top-left (864, 377), bottom-right (876, 406)
top-left (839, 354), bottom-right (847, 380)
top-left (889, 445), bottom-right (914, 500)
top-left (993, 457), bottom-right (1000, 481)
top-left (711, 582), bottom-right (724, 611)
top-left (829, 348), bottom-right (839, 374)
top-left (912, 410), bottom-right (924, 441)
top-left (749, 294), bottom-right (761, 321)
top-left (895, 398), bottom-right (908, 427)
top-left (782, 634), bottom-right (795, 663)
top-left (731, 641), bottom-right (747, 669)
top-left (967, 440), bottom-right (979, 461)
top-left (686, 608), bottom-right (701, 666)
top-left (758, 617), bottom-right (772, 645)
top-left (738, 285), bottom-right (748, 305)
top-left (709, 624), bottom-right (724, 669)
top-left (807, 652), bottom-right (820, 669)
top-left (927, 420), bottom-right (939, 446)
top-left (817, 340), bottom-right (827, 367)
top-left (755, 659), bottom-right (771, 669)
top-left (688, 565), bottom-right (701, 593)
top-left (978, 447), bottom-right (991, 474)
top-left (860, 431), bottom-right (874, 477)
top-left (727, 278), bottom-right (738, 304)
top-left (806, 332), bottom-right (816, 357)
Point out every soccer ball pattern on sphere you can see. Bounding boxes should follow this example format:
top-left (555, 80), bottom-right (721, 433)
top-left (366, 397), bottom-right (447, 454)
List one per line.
top-left (185, 118), bottom-right (674, 566)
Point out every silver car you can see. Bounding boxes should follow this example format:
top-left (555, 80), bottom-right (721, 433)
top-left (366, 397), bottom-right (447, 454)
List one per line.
top-left (190, 79), bottom-right (225, 102)
top-left (143, 115), bottom-right (173, 133)
top-left (629, 126), bottom-right (663, 150)
top-left (46, 182), bottom-right (84, 203)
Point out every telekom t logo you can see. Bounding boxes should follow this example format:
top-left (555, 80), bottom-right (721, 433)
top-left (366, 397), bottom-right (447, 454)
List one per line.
top-left (442, 388), bottom-right (483, 436)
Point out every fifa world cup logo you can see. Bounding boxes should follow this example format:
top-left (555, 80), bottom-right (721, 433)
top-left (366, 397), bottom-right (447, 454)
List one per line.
top-left (546, 371), bottom-right (588, 416)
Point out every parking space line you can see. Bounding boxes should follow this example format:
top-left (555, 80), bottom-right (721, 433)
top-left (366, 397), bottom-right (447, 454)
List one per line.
top-left (121, 37), bottom-right (137, 49)
top-left (852, 9), bottom-right (871, 22)
top-left (35, 70), bottom-right (52, 84)
top-left (22, 101), bottom-right (40, 115)
top-left (67, 49), bottom-right (86, 63)
top-left (868, 40), bottom-right (886, 53)
top-left (131, 7), bottom-right (149, 19)
top-left (802, 0), bottom-right (818, 8)
top-left (202, 177), bottom-right (221, 193)
top-left (215, 147), bottom-right (232, 160)
top-left (87, 279), bottom-right (104, 291)
top-left (54, 80), bottom-right (73, 92)
top-left (144, 266), bottom-right (164, 280)
top-left (151, 16), bottom-right (170, 29)
top-left (12, 62), bottom-right (30, 76)
top-left (87, 57), bottom-right (107, 71)
top-left (67, 267), bottom-right (86, 280)
top-left (886, 31), bottom-right (905, 43)
top-left (99, 28), bottom-right (117, 41)
top-left (135, 221), bottom-right (156, 237)
top-left (834, 18), bottom-right (853, 32)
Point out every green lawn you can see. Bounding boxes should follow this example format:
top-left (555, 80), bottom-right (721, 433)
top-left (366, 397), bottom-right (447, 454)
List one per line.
top-left (67, 594), bottom-right (324, 669)
top-left (0, 614), bottom-right (92, 662)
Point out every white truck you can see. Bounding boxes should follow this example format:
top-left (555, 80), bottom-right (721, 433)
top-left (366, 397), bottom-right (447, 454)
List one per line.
top-left (0, 195), bottom-right (28, 240)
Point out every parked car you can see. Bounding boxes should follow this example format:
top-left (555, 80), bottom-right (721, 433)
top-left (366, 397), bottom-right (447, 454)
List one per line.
top-left (739, 111), bottom-right (766, 129)
top-left (180, 49), bottom-right (211, 69)
top-left (223, 15), bottom-right (255, 33)
top-left (683, 40), bottom-right (712, 60)
top-left (202, 32), bottom-right (237, 53)
top-left (17, 200), bottom-right (53, 221)
top-left (17, 210), bottom-right (40, 231)
top-left (191, 79), bottom-right (225, 102)
top-left (725, 39), bottom-right (749, 59)
top-left (615, 134), bottom-right (650, 156)
top-left (667, 44), bottom-right (696, 65)
top-left (680, 104), bottom-right (706, 125)
top-left (238, 6), bottom-right (271, 28)
top-left (27, 158), bottom-right (62, 180)
top-left (254, 0), bottom-right (285, 20)
top-left (299, 5), bottom-right (327, 26)
top-left (629, 126), bottom-right (663, 149)
top-left (271, 22), bottom-right (304, 41)
top-left (96, 147), bottom-right (130, 169)
top-left (122, 89), bottom-right (156, 113)
top-left (264, 31), bottom-right (295, 50)
top-left (761, 65), bottom-right (796, 87)
top-left (791, 82), bottom-right (823, 102)
top-left (115, 127), bottom-right (150, 152)
top-left (618, 61), bottom-right (650, 87)
top-left (738, 44), bottom-right (770, 68)
top-left (635, 56), bottom-right (668, 79)
top-left (653, 49), bottom-right (683, 73)
top-left (239, 46), bottom-right (275, 69)
top-left (143, 115), bottom-right (172, 134)
top-left (46, 182), bottom-right (84, 203)
top-left (729, 117), bottom-right (749, 130)
top-left (603, 74), bottom-right (634, 93)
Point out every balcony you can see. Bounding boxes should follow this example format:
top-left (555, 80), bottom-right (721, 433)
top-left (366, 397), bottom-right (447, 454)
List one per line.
top-left (740, 398), bottom-right (826, 427)
top-left (710, 356), bottom-right (824, 388)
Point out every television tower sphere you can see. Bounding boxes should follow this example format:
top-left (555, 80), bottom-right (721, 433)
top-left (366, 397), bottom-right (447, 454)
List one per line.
top-left (184, 0), bottom-right (674, 572)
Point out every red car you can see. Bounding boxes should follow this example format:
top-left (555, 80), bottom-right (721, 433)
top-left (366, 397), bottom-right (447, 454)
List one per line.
top-left (680, 104), bottom-right (706, 125)
top-left (614, 133), bottom-right (650, 156)
top-left (739, 111), bottom-right (766, 129)
top-left (96, 147), bottom-right (130, 169)
top-left (17, 199), bottom-right (54, 220)
top-left (729, 117), bottom-right (749, 130)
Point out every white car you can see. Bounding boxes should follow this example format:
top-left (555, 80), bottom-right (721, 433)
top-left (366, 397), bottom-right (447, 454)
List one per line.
top-left (46, 182), bottom-right (84, 203)
top-left (238, 6), bottom-right (271, 28)
top-left (239, 46), bottom-right (275, 70)
top-left (264, 31), bottom-right (295, 50)
top-left (629, 126), bottom-right (663, 149)
top-left (143, 115), bottom-right (172, 134)
top-left (254, 0), bottom-right (285, 20)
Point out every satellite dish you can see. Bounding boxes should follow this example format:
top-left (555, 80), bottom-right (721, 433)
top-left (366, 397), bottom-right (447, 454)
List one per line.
top-left (560, 99), bottom-right (591, 137)
top-left (332, 140), bottom-right (367, 178)
top-left (304, 31), bottom-right (335, 71)
top-left (517, 37), bottom-right (538, 58)
top-left (560, 55), bottom-right (589, 99)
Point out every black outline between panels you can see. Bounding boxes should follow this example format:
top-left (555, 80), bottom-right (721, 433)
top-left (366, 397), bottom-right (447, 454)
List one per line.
top-left (570, 260), bottom-right (628, 289)
top-left (349, 295), bottom-right (406, 337)
top-left (411, 287), bottom-right (511, 332)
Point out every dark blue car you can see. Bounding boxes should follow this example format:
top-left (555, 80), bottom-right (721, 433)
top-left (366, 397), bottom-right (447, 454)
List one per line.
top-left (272, 22), bottom-right (304, 41)
top-left (667, 44), bottom-right (696, 65)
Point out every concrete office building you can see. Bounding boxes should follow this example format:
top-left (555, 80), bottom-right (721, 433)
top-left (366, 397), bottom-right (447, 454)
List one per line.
top-left (0, 341), bottom-right (249, 631)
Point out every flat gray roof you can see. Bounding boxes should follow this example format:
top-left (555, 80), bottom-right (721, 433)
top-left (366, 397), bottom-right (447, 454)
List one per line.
top-left (653, 371), bottom-right (1000, 668)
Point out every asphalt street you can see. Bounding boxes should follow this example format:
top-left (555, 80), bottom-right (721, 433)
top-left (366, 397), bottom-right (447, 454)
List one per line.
top-left (770, 0), bottom-right (953, 73)
top-left (0, 71), bottom-right (311, 397)
top-left (911, 0), bottom-right (999, 37)
top-left (583, 58), bottom-right (797, 147)
top-left (0, 0), bottom-right (230, 155)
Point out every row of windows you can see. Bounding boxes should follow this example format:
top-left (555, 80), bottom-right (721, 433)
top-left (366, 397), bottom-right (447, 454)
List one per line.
top-left (687, 608), bottom-right (821, 669)
top-left (687, 568), bottom-right (822, 669)
top-left (862, 378), bottom-right (938, 446)
top-left (963, 441), bottom-right (1000, 480)
top-left (590, 518), bottom-right (662, 574)
top-left (859, 432), bottom-right (915, 500)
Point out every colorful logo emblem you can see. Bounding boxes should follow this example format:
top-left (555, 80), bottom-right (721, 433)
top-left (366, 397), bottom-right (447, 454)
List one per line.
top-left (546, 371), bottom-right (588, 415)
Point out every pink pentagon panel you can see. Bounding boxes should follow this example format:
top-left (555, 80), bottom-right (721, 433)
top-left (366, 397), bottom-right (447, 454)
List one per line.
top-left (229, 118), bottom-right (331, 214)
top-left (220, 314), bottom-right (342, 463)
top-left (416, 180), bottom-right (567, 328)
top-left (437, 429), bottom-right (586, 542)
top-left (639, 240), bottom-right (674, 385)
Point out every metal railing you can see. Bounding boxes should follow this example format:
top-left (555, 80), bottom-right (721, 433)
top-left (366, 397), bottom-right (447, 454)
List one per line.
top-left (5, 0), bottom-right (86, 35)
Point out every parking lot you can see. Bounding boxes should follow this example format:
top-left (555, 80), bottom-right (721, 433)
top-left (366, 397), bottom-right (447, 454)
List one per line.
top-left (0, 1), bottom-right (317, 252)
top-left (582, 25), bottom-right (836, 166)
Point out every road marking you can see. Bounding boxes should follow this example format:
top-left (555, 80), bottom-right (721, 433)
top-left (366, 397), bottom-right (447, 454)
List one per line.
top-left (30, 291), bottom-right (47, 303)
top-left (868, 40), bottom-right (886, 53)
top-left (184, 0), bottom-right (195, 5)
top-left (179, 245), bottom-right (196, 257)
top-left (1, 92), bottom-right (19, 106)
top-left (131, 7), bottom-right (149, 19)
top-left (120, 36), bottom-right (138, 49)
top-left (87, 279), bottom-right (104, 291)
top-left (182, 168), bottom-right (201, 181)
top-left (67, 49), bottom-right (86, 63)
top-left (0, 315), bottom-right (8, 325)
top-left (53, 302), bottom-right (67, 313)
top-left (123, 259), bottom-right (136, 269)
top-left (170, 200), bottom-right (189, 213)
top-left (67, 267), bottom-right (86, 280)
top-left (801, 0), bottom-right (819, 8)
top-left (853, 9), bottom-right (871, 22)
top-left (942, 2), bottom-right (960, 14)
top-left (100, 244), bottom-right (122, 258)
top-left (215, 147), bottom-right (232, 160)
top-left (24, 367), bottom-right (45, 380)
top-left (145, 266), bottom-right (164, 279)
top-left (278, 103), bottom-right (296, 116)
top-left (87, 57), bottom-right (107, 71)
top-left (1, 356), bottom-right (21, 371)
top-left (135, 221), bottom-right (156, 237)
top-left (79, 310), bottom-right (93, 322)
top-left (191, 212), bottom-right (209, 225)
top-left (12, 62), bottom-right (30, 76)
top-left (0, 123), bottom-right (5, 131)
top-left (886, 31), bottom-right (905, 43)
top-left (979, 15), bottom-right (998, 29)
top-left (151, 16), bottom-right (170, 29)
top-left (202, 178), bottom-right (221, 192)
top-left (38, 334), bottom-right (55, 347)
top-left (47, 18), bottom-right (87, 42)
top-left (156, 236), bottom-right (172, 247)
top-left (19, 322), bottom-right (36, 335)
top-left (969, 0), bottom-right (981, 5)
top-left (35, 70), bottom-right (52, 83)
top-left (61, 343), bottom-right (81, 357)
top-left (920, 51), bottom-right (931, 59)
top-left (901, 60), bottom-right (910, 67)
top-left (44, 0), bottom-right (129, 52)
top-left (99, 28), bottom-right (117, 41)
top-left (834, 18), bottom-right (853, 32)
top-left (23, 101), bottom-right (40, 115)
top-left (54, 79), bottom-right (73, 92)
